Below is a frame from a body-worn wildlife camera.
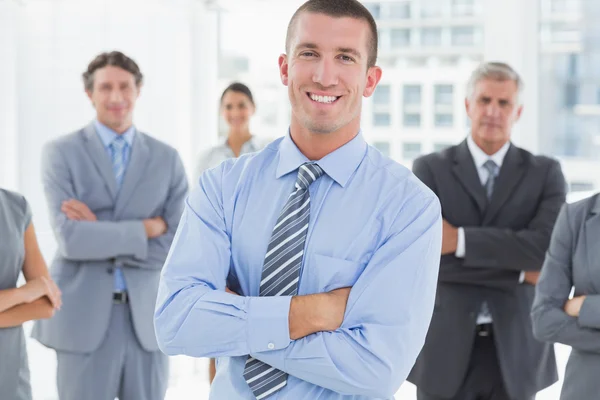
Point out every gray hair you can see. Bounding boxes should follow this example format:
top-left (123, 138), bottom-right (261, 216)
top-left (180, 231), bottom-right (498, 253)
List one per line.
top-left (466, 62), bottom-right (524, 102)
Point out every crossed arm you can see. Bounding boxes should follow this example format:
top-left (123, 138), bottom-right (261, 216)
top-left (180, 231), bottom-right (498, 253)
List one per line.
top-left (41, 142), bottom-right (188, 268)
top-left (155, 170), bottom-right (442, 398)
top-left (0, 222), bottom-right (61, 328)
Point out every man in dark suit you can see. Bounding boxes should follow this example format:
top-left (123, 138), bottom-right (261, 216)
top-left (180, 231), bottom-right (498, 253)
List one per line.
top-left (408, 62), bottom-right (566, 400)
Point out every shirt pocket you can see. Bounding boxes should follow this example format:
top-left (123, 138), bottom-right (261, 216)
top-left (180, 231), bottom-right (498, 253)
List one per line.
top-left (304, 253), bottom-right (366, 293)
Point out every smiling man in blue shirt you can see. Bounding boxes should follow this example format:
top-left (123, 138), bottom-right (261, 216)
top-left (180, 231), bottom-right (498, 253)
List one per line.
top-left (155, 0), bottom-right (442, 399)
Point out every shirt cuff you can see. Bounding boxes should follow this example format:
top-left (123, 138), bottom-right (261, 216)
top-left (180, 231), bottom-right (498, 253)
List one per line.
top-left (518, 271), bottom-right (525, 284)
top-left (247, 296), bottom-right (292, 353)
top-left (455, 227), bottom-right (465, 258)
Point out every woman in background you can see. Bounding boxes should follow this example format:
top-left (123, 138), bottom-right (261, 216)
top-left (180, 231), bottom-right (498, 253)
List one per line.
top-left (0, 188), bottom-right (62, 399)
top-left (532, 193), bottom-right (600, 400)
top-left (194, 82), bottom-right (269, 183)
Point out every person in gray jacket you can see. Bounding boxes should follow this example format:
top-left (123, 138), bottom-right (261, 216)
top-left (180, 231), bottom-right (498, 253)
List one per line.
top-left (532, 193), bottom-right (600, 400)
top-left (32, 51), bottom-right (188, 400)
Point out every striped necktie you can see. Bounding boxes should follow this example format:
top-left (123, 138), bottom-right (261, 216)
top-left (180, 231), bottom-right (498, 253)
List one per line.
top-left (110, 136), bottom-right (128, 190)
top-left (243, 162), bottom-right (325, 399)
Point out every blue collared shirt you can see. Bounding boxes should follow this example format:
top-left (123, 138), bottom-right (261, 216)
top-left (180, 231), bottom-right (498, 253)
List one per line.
top-left (94, 119), bottom-right (136, 292)
top-left (155, 131), bottom-right (442, 399)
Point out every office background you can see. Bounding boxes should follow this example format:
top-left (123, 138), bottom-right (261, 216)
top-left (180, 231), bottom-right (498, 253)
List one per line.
top-left (1, 0), bottom-right (597, 398)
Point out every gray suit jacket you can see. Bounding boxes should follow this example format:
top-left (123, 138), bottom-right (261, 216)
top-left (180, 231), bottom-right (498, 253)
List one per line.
top-left (532, 193), bottom-right (600, 400)
top-left (407, 140), bottom-right (565, 399)
top-left (32, 123), bottom-right (188, 353)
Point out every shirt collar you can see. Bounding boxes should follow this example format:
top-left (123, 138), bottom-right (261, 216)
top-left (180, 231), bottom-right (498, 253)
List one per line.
top-left (466, 133), bottom-right (510, 169)
top-left (93, 119), bottom-right (136, 148)
top-left (276, 129), bottom-right (367, 188)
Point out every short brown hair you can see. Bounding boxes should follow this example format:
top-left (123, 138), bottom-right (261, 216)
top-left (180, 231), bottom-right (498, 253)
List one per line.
top-left (285, 0), bottom-right (379, 68)
top-left (82, 51), bottom-right (144, 92)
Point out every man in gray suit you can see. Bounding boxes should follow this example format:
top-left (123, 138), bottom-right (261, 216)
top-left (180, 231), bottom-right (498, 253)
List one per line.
top-left (408, 62), bottom-right (566, 400)
top-left (32, 51), bottom-right (188, 400)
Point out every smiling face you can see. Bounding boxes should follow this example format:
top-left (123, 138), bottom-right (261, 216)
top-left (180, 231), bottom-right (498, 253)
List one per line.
top-left (86, 65), bottom-right (140, 133)
top-left (279, 12), bottom-right (381, 139)
top-left (466, 78), bottom-right (523, 155)
top-left (221, 90), bottom-right (255, 133)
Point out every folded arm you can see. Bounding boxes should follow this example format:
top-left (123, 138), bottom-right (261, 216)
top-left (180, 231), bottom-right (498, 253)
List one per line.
top-left (253, 195), bottom-right (442, 397)
top-left (462, 160), bottom-right (566, 271)
top-left (42, 141), bottom-right (148, 261)
top-left (532, 204), bottom-right (600, 353)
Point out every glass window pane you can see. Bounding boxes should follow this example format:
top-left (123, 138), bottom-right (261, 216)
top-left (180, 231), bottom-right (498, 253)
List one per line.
top-left (435, 113), bottom-right (454, 127)
top-left (452, 0), bottom-right (476, 16)
top-left (391, 29), bottom-right (411, 48)
top-left (403, 142), bottom-right (422, 160)
top-left (403, 85), bottom-right (422, 105)
top-left (389, 3), bottom-right (411, 19)
top-left (421, 0), bottom-right (443, 18)
top-left (422, 28), bottom-right (442, 46)
top-left (435, 84), bottom-right (454, 105)
top-left (374, 112), bottom-right (391, 126)
top-left (373, 141), bottom-right (391, 157)
top-left (363, 3), bottom-right (381, 19)
top-left (452, 27), bottom-right (475, 46)
top-left (404, 113), bottom-right (421, 127)
top-left (373, 85), bottom-right (391, 105)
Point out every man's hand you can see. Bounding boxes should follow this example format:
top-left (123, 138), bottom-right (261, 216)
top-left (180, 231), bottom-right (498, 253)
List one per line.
top-left (564, 295), bottom-right (586, 317)
top-left (143, 216), bottom-right (167, 238)
top-left (62, 199), bottom-right (97, 221)
top-left (523, 271), bottom-right (540, 285)
top-left (289, 287), bottom-right (351, 340)
top-left (442, 219), bottom-right (458, 255)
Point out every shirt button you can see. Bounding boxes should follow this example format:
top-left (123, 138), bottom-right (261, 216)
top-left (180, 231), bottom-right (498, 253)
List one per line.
top-left (267, 343), bottom-right (275, 350)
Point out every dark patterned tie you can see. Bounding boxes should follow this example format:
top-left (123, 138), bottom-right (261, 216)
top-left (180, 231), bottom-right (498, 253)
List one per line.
top-left (243, 162), bottom-right (325, 399)
top-left (478, 159), bottom-right (499, 324)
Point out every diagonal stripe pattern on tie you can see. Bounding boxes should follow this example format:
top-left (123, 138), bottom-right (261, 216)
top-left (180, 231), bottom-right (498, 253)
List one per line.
top-left (111, 136), bottom-right (128, 190)
top-left (243, 162), bottom-right (325, 400)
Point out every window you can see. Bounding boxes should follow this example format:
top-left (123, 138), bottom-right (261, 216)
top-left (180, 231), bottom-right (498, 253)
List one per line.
top-left (402, 143), bottom-right (422, 160)
top-left (435, 84), bottom-right (454, 105)
top-left (404, 113), bottom-right (421, 127)
top-left (421, 28), bottom-right (442, 46)
top-left (433, 142), bottom-right (453, 152)
top-left (391, 29), bottom-right (411, 48)
top-left (550, 0), bottom-right (580, 14)
top-left (421, 0), bottom-right (443, 18)
top-left (373, 85), bottom-right (391, 105)
top-left (403, 85), bottom-right (422, 105)
top-left (389, 2), bottom-right (411, 19)
top-left (373, 141), bottom-right (391, 157)
top-left (364, 3), bottom-right (381, 19)
top-left (373, 112), bottom-right (391, 126)
top-left (452, 0), bottom-right (476, 16)
top-left (570, 181), bottom-right (595, 192)
top-left (435, 113), bottom-right (454, 127)
top-left (452, 27), bottom-right (475, 46)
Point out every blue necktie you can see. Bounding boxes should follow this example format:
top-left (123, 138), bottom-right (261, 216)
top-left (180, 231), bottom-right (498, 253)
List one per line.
top-left (111, 136), bottom-right (128, 292)
top-left (243, 163), bottom-right (325, 399)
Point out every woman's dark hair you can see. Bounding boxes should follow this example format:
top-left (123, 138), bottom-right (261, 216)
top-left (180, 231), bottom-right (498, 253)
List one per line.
top-left (220, 82), bottom-right (255, 106)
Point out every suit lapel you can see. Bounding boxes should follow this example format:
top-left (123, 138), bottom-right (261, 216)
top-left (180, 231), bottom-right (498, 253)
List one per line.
top-left (452, 140), bottom-right (487, 215)
top-left (114, 131), bottom-right (150, 219)
top-left (82, 123), bottom-right (118, 200)
top-left (584, 197), bottom-right (600, 293)
top-left (482, 145), bottom-right (526, 224)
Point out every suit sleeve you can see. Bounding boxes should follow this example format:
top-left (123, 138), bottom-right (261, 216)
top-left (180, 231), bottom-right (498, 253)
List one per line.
top-left (462, 160), bottom-right (566, 271)
top-left (42, 140), bottom-right (148, 262)
top-left (115, 149), bottom-right (189, 270)
top-left (532, 203), bottom-right (600, 352)
top-left (412, 156), bottom-right (520, 289)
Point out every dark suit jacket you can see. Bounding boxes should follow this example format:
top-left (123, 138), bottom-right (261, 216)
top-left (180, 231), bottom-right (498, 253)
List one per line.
top-left (532, 194), bottom-right (600, 400)
top-left (407, 139), bottom-right (565, 399)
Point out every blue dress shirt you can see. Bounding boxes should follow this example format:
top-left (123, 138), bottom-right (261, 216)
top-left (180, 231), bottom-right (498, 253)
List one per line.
top-left (94, 120), bottom-right (135, 292)
top-left (155, 131), bottom-right (442, 399)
